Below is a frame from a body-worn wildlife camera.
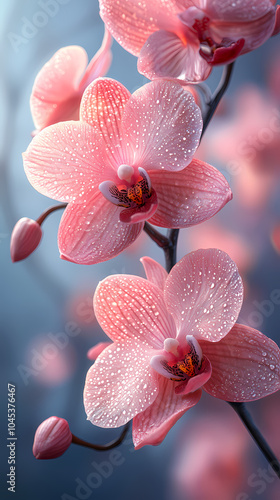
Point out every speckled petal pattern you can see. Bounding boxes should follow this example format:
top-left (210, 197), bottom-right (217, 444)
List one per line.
top-left (121, 80), bottom-right (202, 171)
top-left (148, 159), bottom-right (232, 228)
top-left (84, 341), bottom-right (159, 427)
top-left (94, 274), bottom-right (176, 347)
top-left (202, 323), bottom-right (280, 401)
top-left (58, 190), bottom-right (143, 264)
top-left (164, 249), bottom-right (244, 342)
top-left (132, 376), bottom-right (202, 448)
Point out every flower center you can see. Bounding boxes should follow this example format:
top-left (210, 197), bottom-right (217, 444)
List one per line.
top-left (99, 166), bottom-right (153, 209)
top-left (150, 336), bottom-right (203, 382)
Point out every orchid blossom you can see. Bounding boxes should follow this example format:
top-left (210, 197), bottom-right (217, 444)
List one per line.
top-left (84, 249), bottom-right (280, 448)
top-left (99, 0), bottom-right (280, 83)
top-left (30, 27), bottom-right (112, 133)
top-left (23, 78), bottom-right (231, 265)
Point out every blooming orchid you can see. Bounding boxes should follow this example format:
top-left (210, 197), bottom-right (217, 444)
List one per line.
top-left (99, 0), bottom-right (280, 83)
top-left (30, 27), bottom-right (112, 133)
top-left (23, 78), bottom-right (231, 265)
top-left (84, 249), bottom-right (280, 449)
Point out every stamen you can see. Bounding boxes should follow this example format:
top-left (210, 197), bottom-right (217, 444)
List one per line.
top-left (117, 164), bottom-right (134, 183)
top-left (164, 338), bottom-right (180, 356)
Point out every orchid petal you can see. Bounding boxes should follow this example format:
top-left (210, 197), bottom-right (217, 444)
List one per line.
top-left (79, 28), bottom-right (112, 91)
top-left (133, 377), bottom-right (201, 449)
top-left (94, 274), bottom-right (176, 347)
top-left (30, 46), bottom-right (88, 130)
top-left (202, 323), bottom-right (280, 401)
top-left (122, 80), bottom-right (202, 172)
top-left (99, 0), bottom-right (181, 56)
top-left (164, 249), bottom-right (243, 342)
top-left (84, 342), bottom-right (159, 427)
top-left (23, 121), bottom-right (115, 202)
top-left (138, 30), bottom-right (211, 83)
top-left (80, 78), bottom-right (133, 169)
top-left (148, 159), bottom-right (232, 228)
top-left (58, 191), bottom-right (143, 264)
top-left (140, 257), bottom-right (168, 291)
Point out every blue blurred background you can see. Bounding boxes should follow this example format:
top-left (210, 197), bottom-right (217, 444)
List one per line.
top-left (1, 1), bottom-right (280, 499)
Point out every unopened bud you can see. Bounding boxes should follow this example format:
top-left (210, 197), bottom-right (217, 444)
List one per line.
top-left (33, 416), bottom-right (72, 460)
top-left (10, 217), bottom-right (42, 262)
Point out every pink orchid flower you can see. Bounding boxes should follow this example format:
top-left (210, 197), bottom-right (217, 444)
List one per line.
top-left (30, 28), bottom-right (112, 133)
top-left (23, 78), bottom-right (231, 265)
top-left (100, 0), bottom-right (280, 83)
top-left (84, 249), bottom-right (280, 449)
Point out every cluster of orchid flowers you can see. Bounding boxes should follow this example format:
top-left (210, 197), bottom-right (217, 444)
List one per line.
top-left (11, 0), bottom-right (280, 472)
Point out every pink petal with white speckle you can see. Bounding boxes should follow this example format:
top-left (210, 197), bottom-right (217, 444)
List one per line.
top-left (138, 30), bottom-right (211, 83)
top-left (23, 121), bottom-right (115, 202)
top-left (80, 78), bottom-right (133, 169)
top-left (201, 323), bottom-right (280, 401)
top-left (84, 341), bottom-right (159, 427)
top-left (99, 0), bottom-right (182, 56)
top-left (148, 159), bottom-right (232, 228)
top-left (164, 249), bottom-right (243, 342)
top-left (30, 46), bottom-right (88, 130)
top-left (94, 275), bottom-right (176, 348)
top-left (58, 190), bottom-right (143, 264)
top-left (140, 257), bottom-right (168, 291)
top-left (121, 80), bottom-right (202, 171)
top-left (132, 376), bottom-right (201, 449)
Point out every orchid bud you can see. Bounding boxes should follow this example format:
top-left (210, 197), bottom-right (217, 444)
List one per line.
top-left (10, 217), bottom-right (42, 262)
top-left (33, 416), bottom-right (72, 460)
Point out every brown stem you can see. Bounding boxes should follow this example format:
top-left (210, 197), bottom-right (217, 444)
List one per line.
top-left (71, 422), bottom-right (130, 452)
top-left (36, 203), bottom-right (67, 226)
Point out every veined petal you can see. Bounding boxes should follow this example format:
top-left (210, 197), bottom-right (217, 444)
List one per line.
top-left (58, 190), bottom-right (143, 264)
top-left (79, 27), bottom-right (112, 91)
top-left (99, 0), bottom-right (182, 56)
top-left (30, 46), bottom-right (88, 130)
top-left (94, 274), bottom-right (176, 347)
top-left (148, 159), bottom-right (232, 228)
top-left (138, 30), bottom-right (211, 83)
top-left (132, 376), bottom-right (201, 449)
top-left (210, 11), bottom-right (277, 54)
top-left (164, 249), bottom-right (243, 342)
top-left (202, 323), bottom-right (280, 401)
top-left (140, 257), bottom-right (168, 291)
top-left (204, 0), bottom-right (275, 22)
top-left (84, 342), bottom-right (159, 427)
top-left (23, 121), bottom-right (115, 202)
top-left (80, 78), bottom-right (133, 169)
top-left (121, 80), bottom-right (202, 172)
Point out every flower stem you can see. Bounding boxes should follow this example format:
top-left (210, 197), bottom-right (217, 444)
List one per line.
top-left (201, 62), bottom-right (235, 138)
top-left (143, 223), bottom-right (179, 272)
top-left (36, 203), bottom-right (67, 226)
top-left (71, 422), bottom-right (130, 452)
top-left (228, 402), bottom-right (280, 478)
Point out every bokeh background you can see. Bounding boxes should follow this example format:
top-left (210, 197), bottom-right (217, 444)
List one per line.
top-left (1, 1), bottom-right (280, 499)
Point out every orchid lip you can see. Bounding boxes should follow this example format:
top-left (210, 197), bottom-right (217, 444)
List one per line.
top-left (98, 166), bottom-right (153, 209)
top-left (150, 335), bottom-right (204, 382)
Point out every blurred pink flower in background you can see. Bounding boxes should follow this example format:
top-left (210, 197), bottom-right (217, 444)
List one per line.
top-left (271, 223), bottom-right (280, 254)
top-left (171, 411), bottom-right (251, 500)
top-left (100, 0), bottom-right (279, 83)
top-left (205, 85), bottom-right (280, 209)
top-left (24, 334), bottom-right (77, 386)
top-left (30, 27), bottom-right (112, 133)
top-left (84, 250), bottom-right (280, 449)
top-left (185, 220), bottom-right (255, 275)
top-left (23, 78), bottom-right (231, 265)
